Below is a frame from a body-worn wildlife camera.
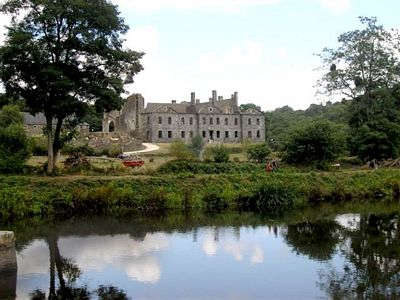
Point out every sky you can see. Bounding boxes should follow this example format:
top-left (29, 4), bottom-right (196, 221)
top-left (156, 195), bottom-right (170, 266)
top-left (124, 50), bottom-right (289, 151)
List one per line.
top-left (1, 0), bottom-right (400, 111)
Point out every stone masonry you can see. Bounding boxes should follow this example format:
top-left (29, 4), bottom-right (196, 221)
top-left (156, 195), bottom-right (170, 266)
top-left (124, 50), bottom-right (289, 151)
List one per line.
top-left (103, 91), bottom-right (265, 143)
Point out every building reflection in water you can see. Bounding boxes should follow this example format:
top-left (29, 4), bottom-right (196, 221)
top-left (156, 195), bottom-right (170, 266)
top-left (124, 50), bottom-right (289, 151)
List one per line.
top-left (0, 246), bottom-right (17, 300)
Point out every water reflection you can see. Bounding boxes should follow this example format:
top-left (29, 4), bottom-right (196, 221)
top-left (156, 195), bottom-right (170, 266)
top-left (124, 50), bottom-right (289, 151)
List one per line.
top-left (2, 210), bottom-right (400, 299)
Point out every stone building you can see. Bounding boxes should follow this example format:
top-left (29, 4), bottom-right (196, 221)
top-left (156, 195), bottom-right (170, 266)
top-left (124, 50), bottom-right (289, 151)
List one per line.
top-left (23, 112), bottom-right (90, 136)
top-left (103, 91), bottom-right (265, 143)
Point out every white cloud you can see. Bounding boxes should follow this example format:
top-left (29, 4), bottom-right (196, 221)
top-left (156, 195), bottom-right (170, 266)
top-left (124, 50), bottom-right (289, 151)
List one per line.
top-left (112, 0), bottom-right (281, 13)
top-left (124, 26), bottom-right (160, 54)
top-left (318, 0), bottom-right (351, 13)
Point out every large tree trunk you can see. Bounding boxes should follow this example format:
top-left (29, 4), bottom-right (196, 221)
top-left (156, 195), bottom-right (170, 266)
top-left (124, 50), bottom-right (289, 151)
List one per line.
top-left (46, 116), bottom-right (55, 174)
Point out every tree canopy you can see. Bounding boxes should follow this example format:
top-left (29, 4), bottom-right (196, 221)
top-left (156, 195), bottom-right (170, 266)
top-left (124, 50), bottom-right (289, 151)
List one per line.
top-left (0, 0), bottom-right (144, 172)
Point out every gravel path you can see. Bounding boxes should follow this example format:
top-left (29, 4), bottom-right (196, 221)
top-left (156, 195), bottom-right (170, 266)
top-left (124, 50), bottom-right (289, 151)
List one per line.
top-left (124, 143), bottom-right (160, 155)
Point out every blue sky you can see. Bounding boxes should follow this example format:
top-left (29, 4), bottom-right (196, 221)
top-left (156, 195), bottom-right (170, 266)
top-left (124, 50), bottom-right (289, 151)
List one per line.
top-left (111, 0), bottom-right (400, 110)
top-left (0, 0), bottom-right (399, 110)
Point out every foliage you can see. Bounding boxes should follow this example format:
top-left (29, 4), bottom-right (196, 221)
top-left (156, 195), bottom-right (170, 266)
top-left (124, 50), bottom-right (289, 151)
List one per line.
top-left (318, 17), bottom-right (400, 99)
top-left (284, 119), bottom-right (347, 167)
top-left (189, 135), bottom-right (205, 159)
top-left (169, 141), bottom-right (194, 160)
top-left (240, 103), bottom-right (261, 112)
top-left (348, 86), bottom-right (400, 162)
top-left (158, 160), bottom-right (264, 174)
top-left (265, 102), bottom-right (350, 151)
top-left (64, 152), bottom-right (91, 170)
top-left (209, 145), bottom-right (230, 163)
top-left (0, 105), bottom-right (30, 173)
top-left (81, 105), bottom-right (103, 132)
top-left (30, 136), bottom-right (48, 156)
top-left (247, 143), bottom-right (271, 163)
top-left (0, 0), bottom-right (144, 172)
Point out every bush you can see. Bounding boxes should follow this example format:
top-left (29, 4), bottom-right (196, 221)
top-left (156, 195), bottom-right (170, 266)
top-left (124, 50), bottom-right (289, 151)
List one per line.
top-left (108, 145), bottom-right (123, 158)
top-left (62, 144), bottom-right (97, 156)
top-left (209, 145), bottom-right (229, 163)
top-left (30, 136), bottom-right (48, 156)
top-left (0, 106), bottom-right (31, 173)
top-left (170, 141), bottom-right (194, 160)
top-left (189, 135), bottom-right (205, 159)
top-left (247, 143), bottom-right (271, 163)
top-left (203, 188), bottom-right (229, 212)
top-left (251, 183), bottom-right (295, 213)
top-left (158, 160), bottom-right (263, 174)
top-left (284, 119), bottom-right (346, 168)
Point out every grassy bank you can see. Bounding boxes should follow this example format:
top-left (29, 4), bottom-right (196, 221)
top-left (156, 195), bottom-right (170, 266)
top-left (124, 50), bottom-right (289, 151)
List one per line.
top-left (1, 168), bottom-right (400, 223)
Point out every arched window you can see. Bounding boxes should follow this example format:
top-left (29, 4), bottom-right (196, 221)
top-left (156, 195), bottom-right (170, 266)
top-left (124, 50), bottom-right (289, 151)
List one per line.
top-left (109, 121), bottom-right (115, 132)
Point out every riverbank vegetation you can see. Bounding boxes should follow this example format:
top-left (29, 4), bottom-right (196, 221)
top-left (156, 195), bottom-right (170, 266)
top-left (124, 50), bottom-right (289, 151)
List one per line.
top-left (1, 168), bottom-right (400, 223)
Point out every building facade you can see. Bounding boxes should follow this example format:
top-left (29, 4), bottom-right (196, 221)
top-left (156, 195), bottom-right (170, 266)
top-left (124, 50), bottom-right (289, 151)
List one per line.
top-left (103, 91), bottom-right (265, 143)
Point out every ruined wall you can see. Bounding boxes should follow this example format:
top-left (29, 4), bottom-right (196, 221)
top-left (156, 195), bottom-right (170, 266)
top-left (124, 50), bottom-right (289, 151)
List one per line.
top-left (241, 114), bottom-right (265, 141)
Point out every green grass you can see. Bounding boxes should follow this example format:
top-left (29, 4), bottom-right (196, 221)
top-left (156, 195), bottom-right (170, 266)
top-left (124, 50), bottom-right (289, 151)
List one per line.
top-left (1, 168), bottom-right (400, 223)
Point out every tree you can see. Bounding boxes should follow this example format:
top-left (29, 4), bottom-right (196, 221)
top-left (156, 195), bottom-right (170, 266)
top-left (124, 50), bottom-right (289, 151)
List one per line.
top-left (169, 141), bottom-right (194, 161)
top-left (189, 135), bottom-right (205, 159)
top-left (348, 86), bottom-right (400, 162)
top-left (247, 143), bottom-right (271, 163)
top-left (209, 145), bottom-right (229, 163)
top-left (318, 17), bottom-right (400, 100)
top-left (0, 0), bottom-right (144, 173)
top-left (284, 119), bottom-right (346, 167)
top-left (0, 105), bottom-right (30, 173)
top-left (240, 103), bottom-right (261, 112)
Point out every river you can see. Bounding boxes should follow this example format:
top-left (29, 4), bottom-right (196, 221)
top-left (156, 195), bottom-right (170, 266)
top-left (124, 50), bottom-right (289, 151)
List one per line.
top-left (1, 206), bottom-right (400, 299)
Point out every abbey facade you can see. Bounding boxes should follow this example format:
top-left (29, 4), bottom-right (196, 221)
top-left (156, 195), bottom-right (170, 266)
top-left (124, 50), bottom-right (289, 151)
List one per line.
top-left (103, 91), bottom-right (265, 143)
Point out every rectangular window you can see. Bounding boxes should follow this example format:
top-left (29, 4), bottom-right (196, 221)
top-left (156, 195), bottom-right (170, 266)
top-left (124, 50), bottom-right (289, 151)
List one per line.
top-left (158, 131), bottom-right (163, 138)
top-left (217, 131), bottom-right (220, 138)
top-left (248, 118), bottom-right (252, 125)
top-left (190, 117), bottom-right (193, 125)
top-left (202, 131), bottom-right (206, 138)
top-left (235, 118), bottom-right (238, 126)
top-left (225, 118), bottom-right (229, 126)
top-left (257, 118), bottom-right (260, 125)
top-left (257, 130), bottom-right (260, 138)
top-left (181, 117), bottom-right (185, 124)
top-left (168, 117), bottom-right (172, 125)
top-left (181, 131), bottom-right (185, 138)
top-left (235, 131), bottom-right (238, 138)
top-left (216, 118), bottom-right (220, 125)
top-left (248, 131), bottom-right (252, 138)
top-left (168, 131), bottom-right (172, 139)
top-left (203, 117), bottom-right (206, 125)
top-left (225, 131), bottom-right (229, 138)
top-left (210, 118), bottom-right (213, 125)
top-left (147, 116), bottom-right (150, 124)
top-left (158, 117), bottom-right (162, 124)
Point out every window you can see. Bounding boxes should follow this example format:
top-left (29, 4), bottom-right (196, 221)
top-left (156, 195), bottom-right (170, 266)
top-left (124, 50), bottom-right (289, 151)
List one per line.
top-left (248, 131), bottom-right (252, 138)
top-left (216, 118), bottom-right (220, 125)
top-left (217, 131), bottom-right (220, 139)
top-left (235, 118), bottom-right (238, 126)
top-left (235, 131), bottom-right (238, 138)
top-left (181, 131), bottom-right (185, 138)
top-left (257, 130), bottom-right (260, 138)
top-left (248, 118), bottom-right (252, 125)
top-left (181, 117), bottom-right (185, 124)
top-left (209, 130), bottom-right (214, 139)
top-left (190, 117), bottom-right (193, 125)
top-left (147, 116), bottom-right (150, 124)
top-left (147, 131), bottom-right (150, 140)
top-left (210, 118), bottom-right (213, 125)
top-left (203, 117), bottom-right (206, 125)
top-left (225, 131), bottom-right (229, 138)
top-left (225, 118), bottom-right (229, 125)
top-left (257, 118), bottom-right (260, 125)
top-left (158, 131), bottom-right (163, 138)
top-left (202, 131), bottom-right (206, 138)
top-left (190, 131), bottom-right (194, 138)
top-left (168, 117), bottom-right (172, 125)
top-left (158, 117), bottom-right (162, 124)
top-left (168, 131), bottom-right (172, 139)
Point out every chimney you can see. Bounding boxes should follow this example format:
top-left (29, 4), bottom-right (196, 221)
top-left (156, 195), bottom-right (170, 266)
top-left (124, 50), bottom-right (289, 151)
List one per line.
top-left (218, 96), bottom-right (223, 101)
top-left (212, 90), bottom-right (217, 104)
top-left (233, 92), bottom-right (238, 107)
top-left (191, 92), bottom-right (195, 105)
top-left (196, 99), bottom-right (200, 104)
top-left (172, 100), bottom-right (177, 104)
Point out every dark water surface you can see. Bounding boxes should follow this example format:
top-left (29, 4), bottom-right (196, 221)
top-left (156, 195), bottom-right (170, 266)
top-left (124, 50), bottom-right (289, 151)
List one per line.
top-left (1, 208), bottom-right (400, 299)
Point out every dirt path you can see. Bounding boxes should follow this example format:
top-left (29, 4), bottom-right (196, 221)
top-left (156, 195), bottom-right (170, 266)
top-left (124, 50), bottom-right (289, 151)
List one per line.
top-left (124, 143), bottom-right (160, 155)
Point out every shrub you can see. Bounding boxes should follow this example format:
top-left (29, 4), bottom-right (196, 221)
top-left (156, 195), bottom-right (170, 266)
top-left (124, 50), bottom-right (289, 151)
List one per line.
top-left (210, 145), bottom-right (229, 163)
top-left (284, 119), bottom-right (346, 168)
top-left (30, 136), bottom-right (48, 156)
top-left (253, 183), bottom-right (295, 213)
top-left (0, 106), bottom-right (31, 173)
top-left (170, 141), bottom-right (194, 160)
top-left (202, 188), bottom-right (229, 212)
top-left (158, 160), bottom-right (263, 174)
top-left (108, 145), bottom-right (123, 158)
top-left (189, 135), bottom-right (205, 159)
top-left (247, 143), bottom-right (271, 163)
top-left (62, 144), bottom-right (97, 156)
